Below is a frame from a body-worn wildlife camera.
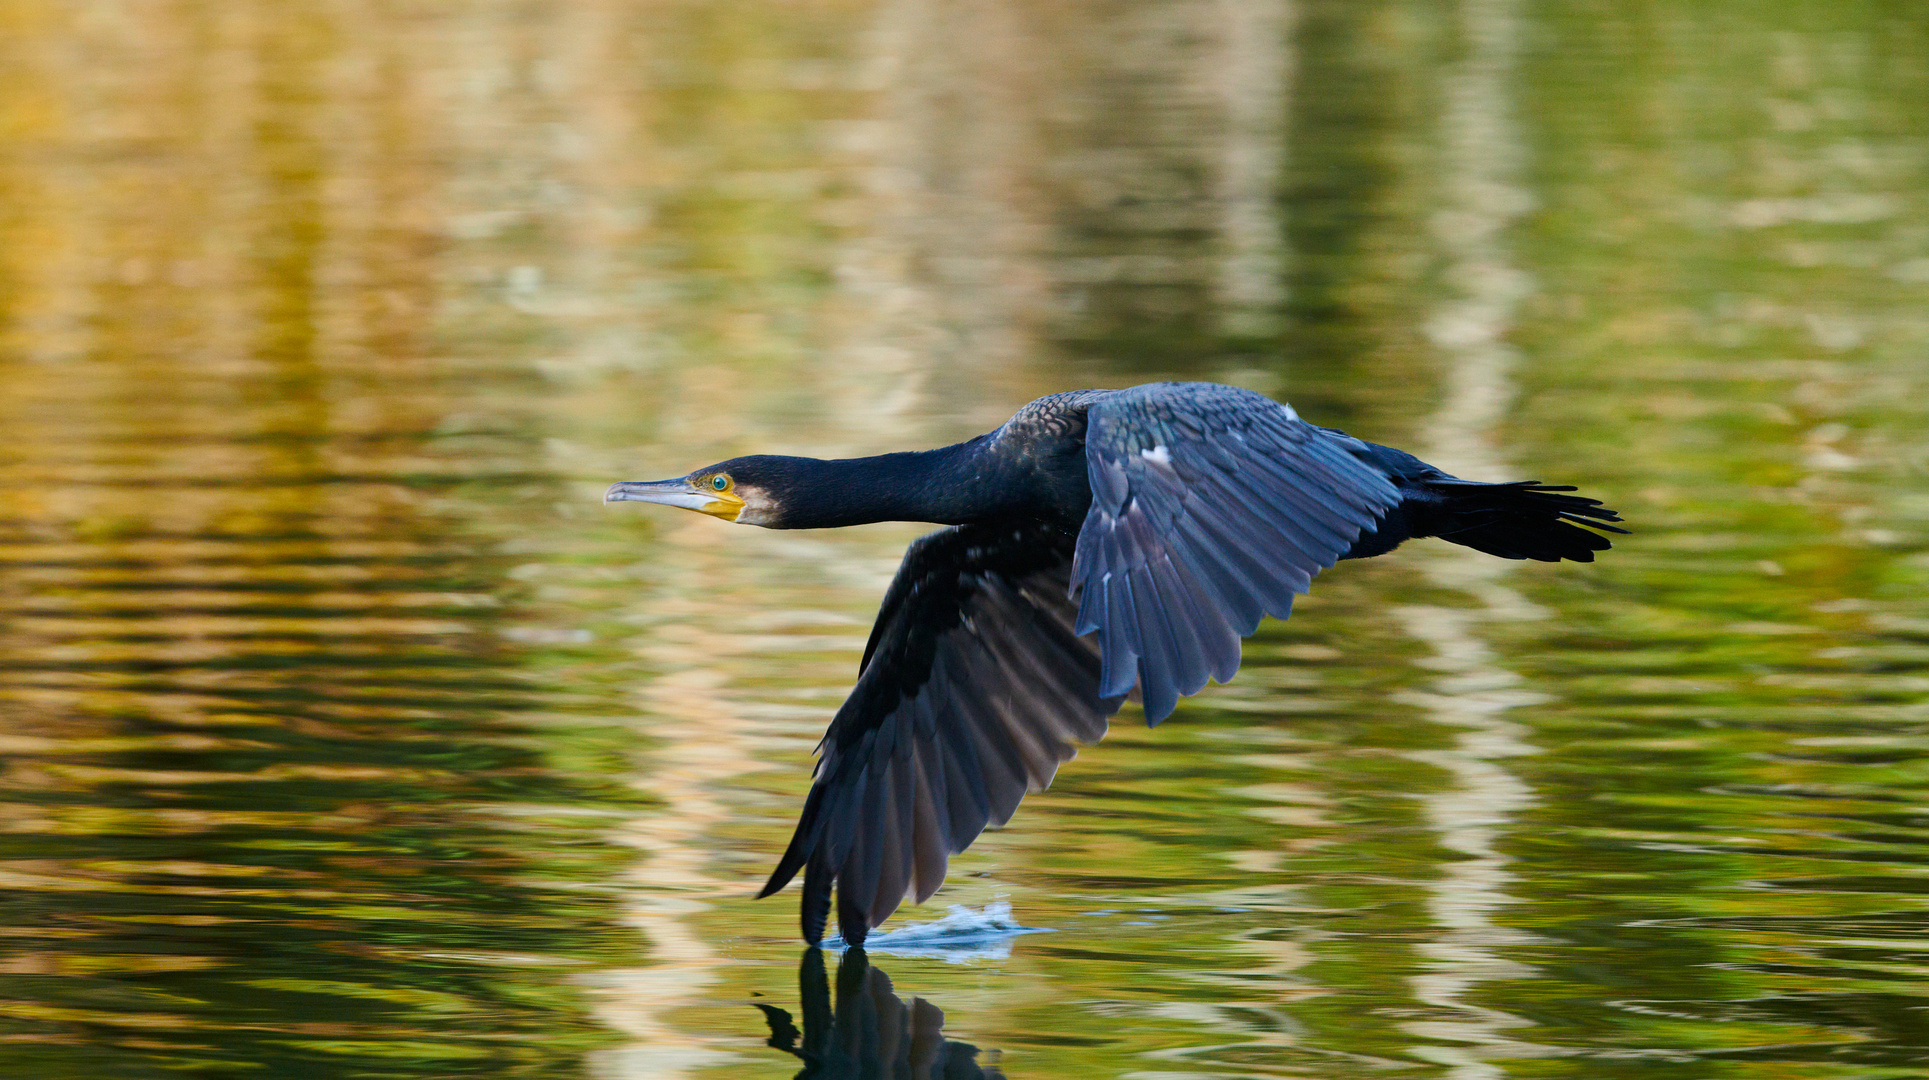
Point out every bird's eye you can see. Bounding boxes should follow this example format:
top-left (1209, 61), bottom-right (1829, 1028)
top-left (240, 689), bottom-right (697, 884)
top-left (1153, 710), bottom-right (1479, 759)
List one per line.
top-left (711, 474), bottom-right (731, 492)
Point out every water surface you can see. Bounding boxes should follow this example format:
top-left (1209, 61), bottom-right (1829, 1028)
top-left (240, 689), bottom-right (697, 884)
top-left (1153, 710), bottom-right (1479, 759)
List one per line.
top-left (3, 1), bottom-right (1928, 1077)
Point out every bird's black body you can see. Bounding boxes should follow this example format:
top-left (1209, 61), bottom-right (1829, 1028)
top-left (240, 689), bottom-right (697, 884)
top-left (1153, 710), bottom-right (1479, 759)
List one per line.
top-left (606, 382), bottom-right (1625, 946)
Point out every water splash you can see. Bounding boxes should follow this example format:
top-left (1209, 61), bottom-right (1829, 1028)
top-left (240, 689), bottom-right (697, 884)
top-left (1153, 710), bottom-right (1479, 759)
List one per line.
top-left (823, 902), bottom-right (1051, 962)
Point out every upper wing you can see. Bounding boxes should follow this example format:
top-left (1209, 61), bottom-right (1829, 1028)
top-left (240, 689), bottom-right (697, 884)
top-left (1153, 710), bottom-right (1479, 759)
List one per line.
top-left (1074, 383), bottom-right (1404, 721)
top-left (759, 521), bottom-right (1120, 945)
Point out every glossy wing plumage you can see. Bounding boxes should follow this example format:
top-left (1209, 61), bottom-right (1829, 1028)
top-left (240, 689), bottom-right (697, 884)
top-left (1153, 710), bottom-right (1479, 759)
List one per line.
top-left (758, 522), bottom-right (1119, 945)
top-left (1073, 383), bottom-right (1404, 721)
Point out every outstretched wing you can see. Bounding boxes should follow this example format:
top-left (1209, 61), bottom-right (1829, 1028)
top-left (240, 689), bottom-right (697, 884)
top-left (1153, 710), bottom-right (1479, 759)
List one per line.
top-left (759, 521), bottom-right (1120, 945)
top-left (1074, 382), bottom-right (1404, 721)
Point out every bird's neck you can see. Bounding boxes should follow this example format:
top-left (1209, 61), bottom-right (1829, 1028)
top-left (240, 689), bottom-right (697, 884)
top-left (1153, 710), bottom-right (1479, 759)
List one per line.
top-left (774, 439), bottom-right (1020, 529)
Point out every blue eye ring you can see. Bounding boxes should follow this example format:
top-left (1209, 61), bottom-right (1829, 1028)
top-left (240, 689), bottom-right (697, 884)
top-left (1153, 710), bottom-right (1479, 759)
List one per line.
top-left (711, 474), bottom-right (730, 492)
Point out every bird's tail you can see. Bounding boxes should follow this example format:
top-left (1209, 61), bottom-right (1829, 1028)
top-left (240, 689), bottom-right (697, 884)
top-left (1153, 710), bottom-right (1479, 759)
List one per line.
top-left (1425, 479), bottom-right (1627, 562)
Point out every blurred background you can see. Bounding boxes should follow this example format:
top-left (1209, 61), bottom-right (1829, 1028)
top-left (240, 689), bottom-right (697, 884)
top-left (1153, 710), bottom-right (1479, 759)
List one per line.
top-left (2, 0), bottom-right (1928, 1077)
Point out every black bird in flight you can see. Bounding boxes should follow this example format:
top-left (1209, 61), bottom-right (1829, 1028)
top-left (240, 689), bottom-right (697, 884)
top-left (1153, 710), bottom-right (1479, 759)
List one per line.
top-left (606, 382), bottom-right (1625, 946)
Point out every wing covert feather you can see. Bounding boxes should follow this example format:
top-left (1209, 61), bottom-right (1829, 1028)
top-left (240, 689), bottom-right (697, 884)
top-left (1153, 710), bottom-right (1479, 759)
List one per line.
top-left (1073, 383), bottom-right (1403, 723)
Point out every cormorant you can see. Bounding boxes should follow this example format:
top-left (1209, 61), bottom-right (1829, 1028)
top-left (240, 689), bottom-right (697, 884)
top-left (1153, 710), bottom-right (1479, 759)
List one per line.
top-left (606, 382), bottom-right (1625, 946)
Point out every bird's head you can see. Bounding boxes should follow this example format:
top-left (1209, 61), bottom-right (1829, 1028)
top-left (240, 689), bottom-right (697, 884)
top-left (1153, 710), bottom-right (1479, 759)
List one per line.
top-left (604, 456), bottom-right (794, 527)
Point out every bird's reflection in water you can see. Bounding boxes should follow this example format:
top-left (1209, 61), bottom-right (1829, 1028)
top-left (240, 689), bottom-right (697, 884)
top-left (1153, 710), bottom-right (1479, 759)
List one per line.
top-left (756, 948), bottom-right (1005, 1079)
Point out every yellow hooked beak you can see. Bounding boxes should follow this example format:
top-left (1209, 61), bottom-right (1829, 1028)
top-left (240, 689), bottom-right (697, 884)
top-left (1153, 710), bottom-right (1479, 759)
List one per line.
top-left (604, 477), bottom-right (745, 522)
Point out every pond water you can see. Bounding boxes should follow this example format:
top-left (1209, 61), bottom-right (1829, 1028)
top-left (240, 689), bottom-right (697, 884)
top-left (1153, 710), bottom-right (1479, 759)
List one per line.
top-left (3, 1), bottom-right (1929, 1077)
